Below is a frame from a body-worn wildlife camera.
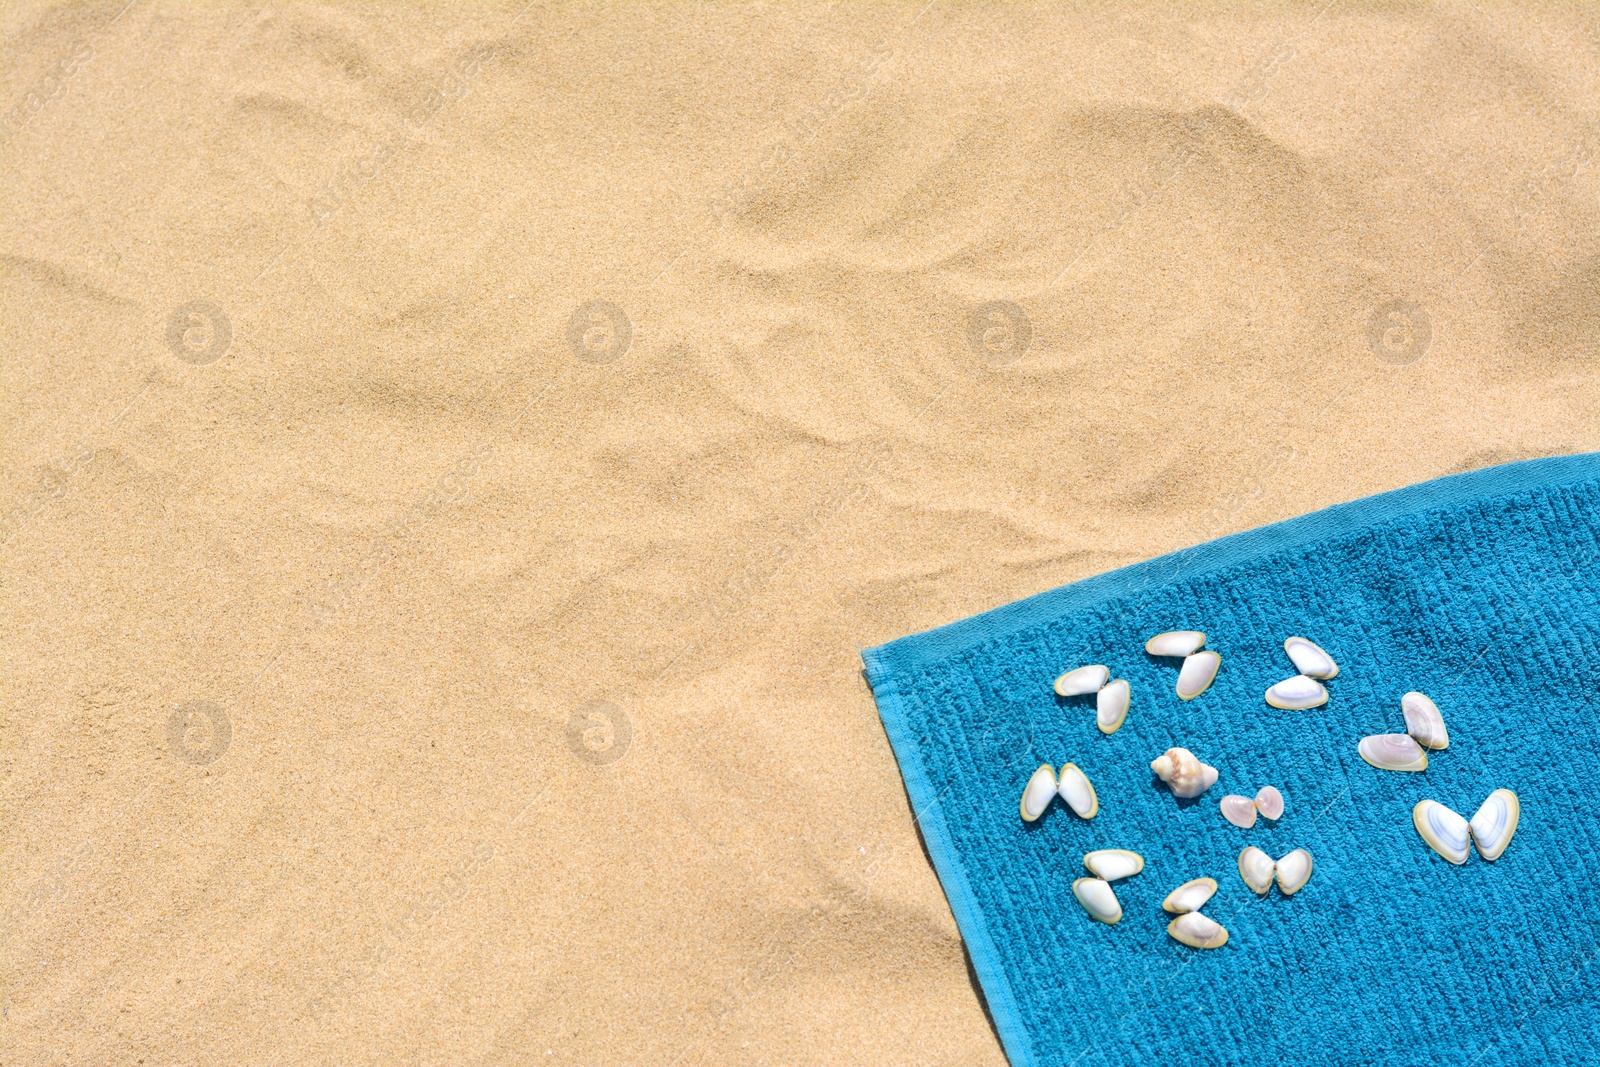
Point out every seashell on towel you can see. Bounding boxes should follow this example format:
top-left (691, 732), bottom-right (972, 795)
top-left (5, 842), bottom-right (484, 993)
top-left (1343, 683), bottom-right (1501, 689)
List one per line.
top-left (1020, 764), bottom-right (1059, 822)
top-left (1072, 877), bottom-right (1122, 924)
top-left (1096, 679), bottom-right (1131, 735)
top-left (1167, 911), bottom-right (1228, 949)
top-left (1150, 747), bottom-right (1219, 798)
top-left (1175, 651), bottom-right (1221, 700)
top-left (1275, 849), bottom-right (1313, 895)
top-left (1413, 799), bottom-right (1471, 864)
top-left (1264, 674), bottom-right (1329, 710)
top-left (1145, 630), bottom-right (1206, 657)
top-left (1238, 846), bottom-right (1275, 894)
top-left (1055, 664), bottom-right (1109, 697)
top-left (1401, 692), bottom-right (1450, 750)
top-left (1057, 762), bottom-right (1099, 819)
top-left (1161, 877), bottom-right (1218, 914)
top-left (1254, 786), bottom-right (1285, 820)
top-left (1220, 795), bottom-right (1258, 828)
top-left (1283, 637), bottom-right (1338, 679)
top-left (1358, 733), bottom-right (1428, 772)
top-left (1469, 789), bottom-right (1520, 861)
top-left (1084, 849), bottom-right (1144, 881)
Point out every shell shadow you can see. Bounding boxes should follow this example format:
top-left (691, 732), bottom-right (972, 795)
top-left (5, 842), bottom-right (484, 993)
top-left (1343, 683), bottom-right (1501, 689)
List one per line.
top-left (1149, 774), bottom-right (1205, 809)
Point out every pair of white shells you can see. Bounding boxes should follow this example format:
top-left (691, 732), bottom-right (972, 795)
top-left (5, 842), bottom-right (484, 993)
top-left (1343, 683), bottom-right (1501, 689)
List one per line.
top-left (1150, 747), bottom-right (1218, 799)
top-left (1161, 877), bottom-right (1227, 949)
top-left (1145, 631), bottom-right (1221, 701)
top-left (1264, 637), bottom-right (1338, 709)
top-left (1219, 786), bottom-right (1285, 828)
top-left (1358, 693), bottom-right (1450, 772)
top-left (1071, 850), bottom-right (1145, 924)
top-left (1414, 789), bottom-right (1519, 864)
top-left (1019, 763), bottom-right (1098, 822)
top-left (1053, 666), bottom-right (1131, 735)
top-left (1238, 846), bottom-right (1313, 895)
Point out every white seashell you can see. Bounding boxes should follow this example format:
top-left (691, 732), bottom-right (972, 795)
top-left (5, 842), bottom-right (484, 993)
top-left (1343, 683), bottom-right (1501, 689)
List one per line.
top-left (1413, 800), bottom-right (1471, 865)
top-left (1358, 733), bottom-right (1429, 772)
top-left (1175, 651), bottom-right (1221, 701)
top-left (1401, 692), bottom-right (1450, 750)
top-left (1020, 764), bottom-right (1058, 822)
top-left (1161, 877), bottom-right (1218, 914)
top-left (1284, 637), bottom-right (1338, 679)
top-left (1145, 630), bottom-right (1206, 657)
top-left (1274, 849), bottom-right (1314, 895)
top-left (1072, 877), bottom-right (1122, 924)
top-left (1083, 849), bottom-right (1144, 881)
top-left (1254, 786), bottom-right (1285, 821)
top-left (1219, 795), bottom-right (1258, 828)
top-left (1238, 846), bottom-right (1274, 894)
top-left (1150, 747), bottom-right (1219, 799)
top-left (1264, 674), bottom-right (1329, 710)
top-left (1167, 911), bottom-right (1228, 949)
top-left (1096, 679), bottom-right (1131, 735)
top-left (1469, 789), bottom-right (1520, 862)
top-left (1057, 762), bottom-right (1099, 819)
top-left (1054, 664), bottom-right (1109, 697)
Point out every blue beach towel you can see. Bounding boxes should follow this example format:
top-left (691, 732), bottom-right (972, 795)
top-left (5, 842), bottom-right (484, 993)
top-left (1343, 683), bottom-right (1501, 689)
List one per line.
top-left (862, 454), bottom-right (1600, 1067)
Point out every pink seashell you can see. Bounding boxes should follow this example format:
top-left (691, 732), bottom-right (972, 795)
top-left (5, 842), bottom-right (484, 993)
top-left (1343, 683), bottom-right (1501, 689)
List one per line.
top-left (1254, 786), bottom-right (1285, 820)
top-left (1220, 794), bottom-right (1258, 828)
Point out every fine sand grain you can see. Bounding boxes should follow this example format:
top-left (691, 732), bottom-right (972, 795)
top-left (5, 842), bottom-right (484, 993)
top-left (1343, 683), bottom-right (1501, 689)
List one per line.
top-left (3, 2), bottom-right (1596, 1063)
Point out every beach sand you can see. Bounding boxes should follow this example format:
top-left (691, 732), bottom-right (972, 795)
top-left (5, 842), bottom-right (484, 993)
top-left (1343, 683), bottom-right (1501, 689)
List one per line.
top-left (2, 2), bottom-right (1595, 1063)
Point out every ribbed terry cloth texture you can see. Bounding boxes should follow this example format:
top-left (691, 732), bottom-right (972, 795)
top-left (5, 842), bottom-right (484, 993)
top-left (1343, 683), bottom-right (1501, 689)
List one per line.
top-left (863, 454), bottom-right (1600, 1067)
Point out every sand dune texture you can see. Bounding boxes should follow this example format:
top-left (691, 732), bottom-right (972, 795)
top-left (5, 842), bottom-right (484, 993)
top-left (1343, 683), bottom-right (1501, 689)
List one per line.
top-left (3, 2), bottom-right (1596, 1064)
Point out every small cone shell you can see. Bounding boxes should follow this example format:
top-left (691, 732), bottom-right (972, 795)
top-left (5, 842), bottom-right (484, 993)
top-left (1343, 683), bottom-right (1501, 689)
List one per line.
top-left (1414, 799), bottom-right (1471, 865)
top-left (1072, 878), bottom-right (1122, 924)
top-left (1401, 692), bottom-right (1450, 750)
top-left (1254, 786), bottom-right (1285, 820)
top-left (1096, 679), bottom-right (1130, 735)
top-left (1055, 664), bottom-right (1109, 697)
top-left (1150, 747), bottom-right (1219, 798)
top-left (1284, 637), bottom-right (1338, 679)
top-left (1220, 795), bottom-right (1258, 828)
top-left (1469, 789), bottom-right (1520, 861)
top-left (1020, 764), bottom-right (1058, 822)
top-left (1058, 762), bottom-right (1098, 819)
top-left (1084, 849), bottom-right (1144, 881)
top-left (1145, 631), bottom-right (1206, 657)
top-left (1167, 911), bottom-right (1228, 949)
top-left (1175, 651), bottom-right (1221, 700)
top-left (1265, 675), bottom-right (1329, 710)
top-left (1161, 877), bottom-right (1218, 914)
top-left (1275, 849), bottom-right (1314, 895)
top-left (1238, 846), bottom-right (1274, 894)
